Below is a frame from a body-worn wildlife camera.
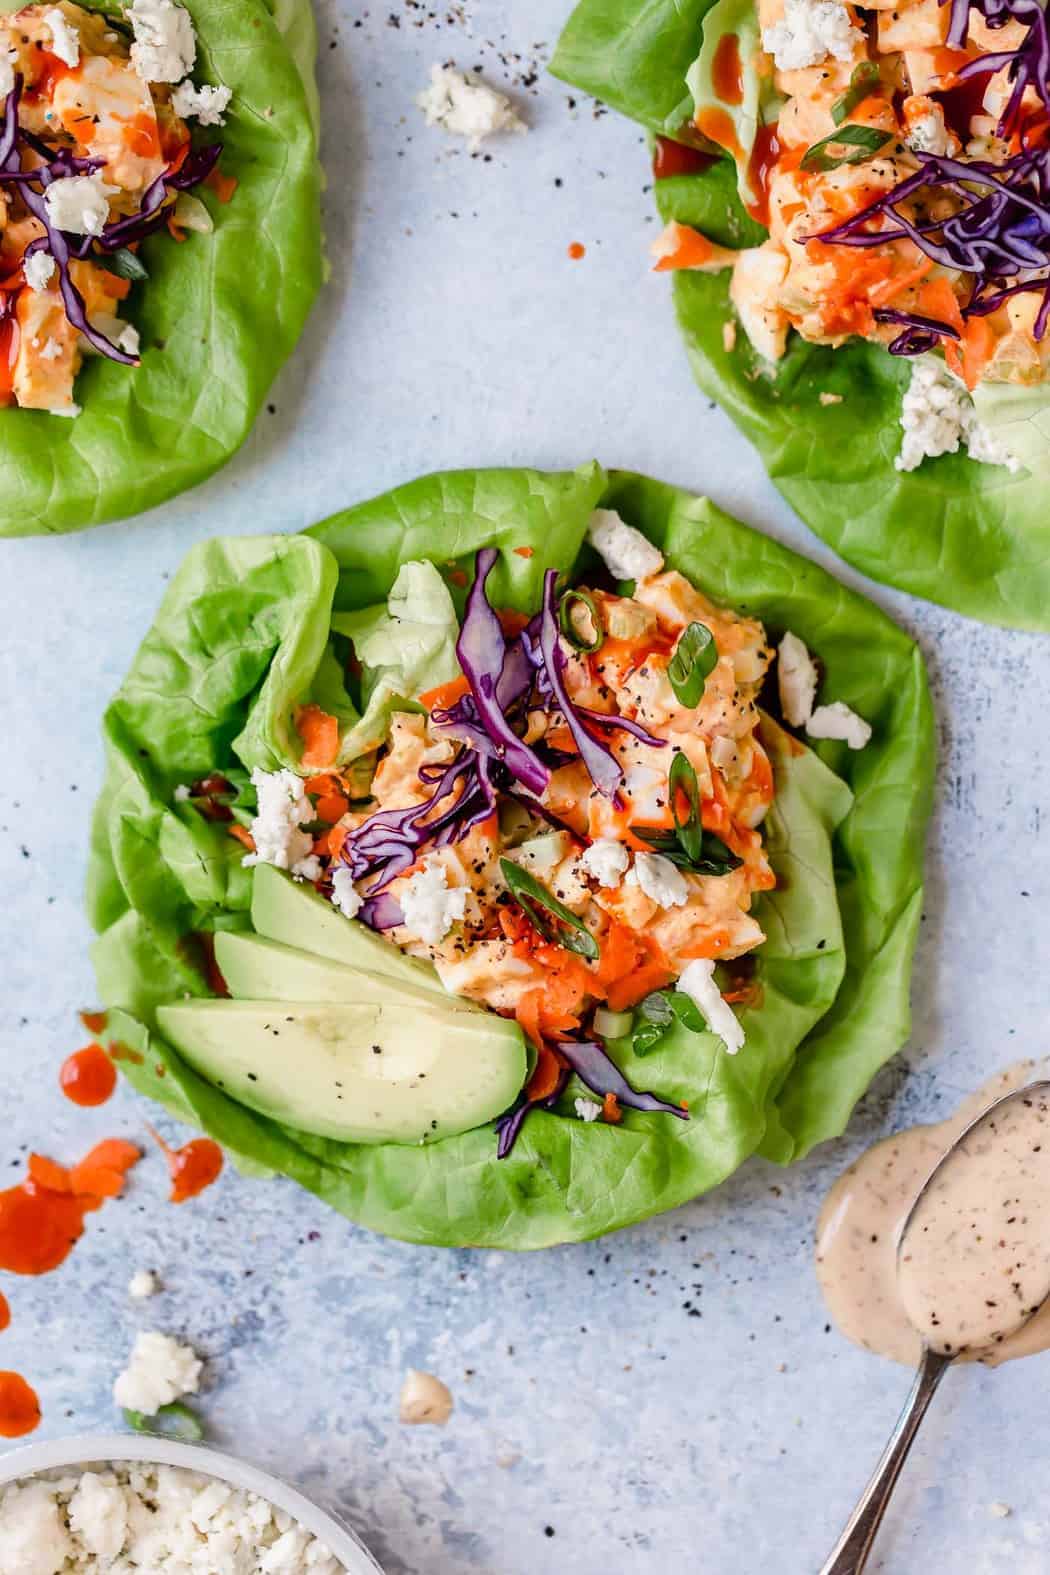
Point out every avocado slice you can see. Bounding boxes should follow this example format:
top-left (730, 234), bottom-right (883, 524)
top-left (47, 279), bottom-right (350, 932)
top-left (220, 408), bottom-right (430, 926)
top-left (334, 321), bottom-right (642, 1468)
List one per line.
top-left (250, 864), bottom-right (445, 997)
top-left (156, 998), bottom-right (527, 1146)
top-left (214, 930), bottom-right (481, 1015)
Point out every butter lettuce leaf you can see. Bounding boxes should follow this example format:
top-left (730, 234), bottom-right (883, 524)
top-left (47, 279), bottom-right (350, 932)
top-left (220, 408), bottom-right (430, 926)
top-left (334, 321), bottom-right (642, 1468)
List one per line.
top-left (0, 0), bottom-right (323, 536)
top-left (686, 0), bottom-right (778, 210)
top-left (87, 466), bottom-right (933, 1247)
top-left (552, 0), bottom-right (1050, 631)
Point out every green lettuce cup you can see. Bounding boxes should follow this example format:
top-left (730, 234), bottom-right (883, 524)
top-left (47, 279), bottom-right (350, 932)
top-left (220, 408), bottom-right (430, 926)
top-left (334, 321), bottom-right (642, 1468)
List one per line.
top-left (0, 0), bottom-right (322, 536)
top-left (552, 0), bottom-right (1050, 632)
top-left (87, 464), bottom-right (934, 1248)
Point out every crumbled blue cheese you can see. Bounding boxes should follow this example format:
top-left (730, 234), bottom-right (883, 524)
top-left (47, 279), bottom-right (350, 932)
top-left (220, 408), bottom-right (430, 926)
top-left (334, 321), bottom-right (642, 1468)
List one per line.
top-left (242, 768), bottom-right (320, 881)
top-left (173, 782), bottom-right (192, 802)
top-left (23, 251), bottom-right (56, 292)
top-left (128, 1268), bottom-right (159, 1298)
top-left (678, 959), bottom-right (746, 1055)
top-left (330, 865), bottom-right (363, 921)
top-left (761, 0), bottom-right (859, 70)
top-left (632, 851), bottom-right (689, 909)
top-left (112, 1329), bottom-right (202, 1414)
top-left (806, 700), bottom-right (873, 750)
top-left (127, 0), bottom-right (196, 83)
top-left (172, 78), bottom-right (232, 126)
top-left (777, 630), bottom-right (819, 728)
top-left (896, 358), bottom-right (1021, 473)
top-left (587, 509), bottom-right (665, 584)
top-left (580, 836), bottom-right (630, 889)
top-left (43, 173), bottom-right (118, 237)
top-left (400, 857), bottom-right (468, 945)
top-left (906, 108), bottom-right (952, 155)
top-left (0, 1463), bottom-right (345, 1573)
top-left (417, 64), bottom-right (527, 152)
top-left (575, 1097), bottom-right (603, 1122)
top-left (43, 7), bottom-right (79, 67)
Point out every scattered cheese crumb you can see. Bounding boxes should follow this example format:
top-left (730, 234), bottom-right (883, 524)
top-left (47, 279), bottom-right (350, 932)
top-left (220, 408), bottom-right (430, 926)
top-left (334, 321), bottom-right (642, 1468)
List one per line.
top-left (0, 44), bottom-right (16, 99)
top-left (761, 0), bottom-right (859, 70)
top-left (632, 851), bottom-right (689, 909)
top-left (777, 631), bottom-right (819, 728)
top-left (44, 6), bottom-right (80, 66)
top-left (113, 1330), bottom-right (202, 1414)
top-left (818, 391), bottom-right (842, 406)
top-left (172, 78), bottom-right (232, 126)
top-left (580, 837), bottom-right (630, 889)
top-left (330, 865), bottom-right (363, 921)
top-left (128, 1269), bottom-right (159, 1299)
top-left (678, 959), bottom-right (746, 1055)
top-left (400, 857), bottom-right (467, 945)
top-left (399, 1368), bottom-right (454, 1425)
top-left (173, 783), bottom-right (192, 802)
top-left (575, 1097), bottom-right (602, 1122)
top-left (127, 0), bottom-right (196, 83)
top-left (587, 509), bottom-right (665, 583)
top-left (43, 173), bottom-right (118, 238)
top-left (722, 319), bottom-right (737, 353)
top-left (242, 768), bottom-right (320, 881)
top-left (416, 64), bottom-right (526, 153)
top-left (988, 1502), bottom-right (1012, 1519)
top-left (896, 358), bottom-right (1020, 474)
top-left (806, 700), bottom-right (872, 750)
top-left (906, 107), bottom-right (953, 156)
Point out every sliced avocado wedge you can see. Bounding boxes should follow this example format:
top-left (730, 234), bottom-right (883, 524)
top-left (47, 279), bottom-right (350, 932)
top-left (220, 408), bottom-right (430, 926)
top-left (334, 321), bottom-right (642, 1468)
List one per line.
top-left (214, 930), bottom-right (481, 1015)
top-left (156, 998), bottom-right (527, 1146)
top-left (250, 864), bottom-right (446, 997)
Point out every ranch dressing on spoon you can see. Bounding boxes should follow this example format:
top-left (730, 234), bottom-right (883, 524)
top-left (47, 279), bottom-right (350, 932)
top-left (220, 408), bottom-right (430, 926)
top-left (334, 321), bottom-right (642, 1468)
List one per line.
top-left (817, 1064), bottom-right (1050, 1366)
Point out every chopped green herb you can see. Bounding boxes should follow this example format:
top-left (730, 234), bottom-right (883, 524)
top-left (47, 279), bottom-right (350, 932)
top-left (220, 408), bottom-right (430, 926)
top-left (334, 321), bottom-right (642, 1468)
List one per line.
top-left (558, 587), bottom-right (604, 652)
top-left (123, 1401), bottom-right (204, 1443)
top-left (801, 124), bottom-right (893, 173)
top-left (669, 750), bottom-right (703, 865)
top-left (636, 753), bottom-right (742, 876)
top-left (831, 62), bottom-right (882, 127)
top-left (632, 989), bottom-right (707, 1056)
top-left (500, 857), bottom-right (600, 960)
top-left (667, 621), bottom-right (717, 708)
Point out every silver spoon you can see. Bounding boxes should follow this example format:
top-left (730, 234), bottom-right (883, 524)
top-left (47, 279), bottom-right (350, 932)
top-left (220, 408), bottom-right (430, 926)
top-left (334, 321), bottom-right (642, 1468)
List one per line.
top-left (819, 1080), bottom-right (1050, 1575)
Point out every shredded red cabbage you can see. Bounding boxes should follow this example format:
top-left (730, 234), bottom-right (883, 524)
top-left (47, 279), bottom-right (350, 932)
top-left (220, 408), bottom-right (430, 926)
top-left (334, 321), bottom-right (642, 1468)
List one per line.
top-left (0, 75), bottom-right (223, 367)
top-left (941, 0), bottom-right (1050, 135)
top-left (816, 147), bottom-right (1050, 348)
top-left (495, 1069), bottom-right (570, 1159)
top-left (538, 569), bottom-right (624, 799)
top-left (556, 1040), bottom-right (689, 1120)
top-left (872, 305), bottom-right (962, 354)
top-left (456, 548), bottom-right (550, 796)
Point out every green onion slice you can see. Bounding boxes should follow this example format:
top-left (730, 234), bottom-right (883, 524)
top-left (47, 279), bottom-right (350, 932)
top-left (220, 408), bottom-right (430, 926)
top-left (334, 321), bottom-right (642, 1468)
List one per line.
top-left (500, 857), bottom-right (600, 960)
top-left (667, 622), bottom-right (718, 708)
top-left (558, 588), bottom-right (604, 653)
top-left (831, 62), bottom-right (881, 127)
top-left (801, 124), bottom-right (893, 173)
top-left (105, 246), bottom-right (149, 282)
top-left (123, 1401), bottom-right (205, 1442)
top-left (668, 751), bottom-right (703, 865)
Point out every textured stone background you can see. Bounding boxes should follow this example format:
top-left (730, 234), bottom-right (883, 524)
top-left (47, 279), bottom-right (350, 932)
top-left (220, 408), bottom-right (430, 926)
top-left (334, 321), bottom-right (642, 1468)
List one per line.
top-left (1, 2), bottom-right (1048, 1570)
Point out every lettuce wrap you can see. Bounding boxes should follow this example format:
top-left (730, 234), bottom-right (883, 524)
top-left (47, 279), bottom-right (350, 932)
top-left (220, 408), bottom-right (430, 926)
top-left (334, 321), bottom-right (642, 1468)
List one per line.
top-left (552, 0), bottom-right (1050, 632)
top-left (0, 0), bottom-right (323, 536)
top-left (87, 464), bottom-right (934, 1248)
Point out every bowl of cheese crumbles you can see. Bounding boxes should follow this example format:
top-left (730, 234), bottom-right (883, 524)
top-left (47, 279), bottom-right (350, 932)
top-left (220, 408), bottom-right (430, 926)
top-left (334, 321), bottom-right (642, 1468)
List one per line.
top-left (0, 1433), bottom-right (383, 1573)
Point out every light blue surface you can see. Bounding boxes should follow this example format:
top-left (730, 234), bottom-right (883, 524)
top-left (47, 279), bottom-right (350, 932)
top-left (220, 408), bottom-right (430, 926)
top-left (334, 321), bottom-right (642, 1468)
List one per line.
top-left (1, 3), bottom-right (1049, 1570)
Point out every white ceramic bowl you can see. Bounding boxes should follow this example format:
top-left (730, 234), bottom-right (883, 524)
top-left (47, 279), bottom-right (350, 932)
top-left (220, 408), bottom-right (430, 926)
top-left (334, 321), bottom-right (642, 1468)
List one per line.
top-left (0, 1433), bottom-right (384, 1573)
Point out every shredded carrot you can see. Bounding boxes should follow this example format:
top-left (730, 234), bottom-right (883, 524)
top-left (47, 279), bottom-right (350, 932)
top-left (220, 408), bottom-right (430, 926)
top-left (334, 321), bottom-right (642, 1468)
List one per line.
top-left (516, 989), bottom-right (545, 1051)
top-left (525, 1043), bottom-right (563, 1101)
top-left (312, 824), bottom-right (347, 859)
top-left (918, 277), bottom-right (965, 334)
top-left (606, 961), bottom-right (676, 1013)
top-left (418, 674), bottom-right (471, 712)
top-left (100, 272), bottom-right (132, 302)
top-left (868, 256), bottom-right (934, 308)
top-left (602, 1093), bottom-right (623, 1124)
top-left (954, 315), bottom-right (995, 391)
top-left (205, 167), bottom-right (237, 204)
top-left (27, 1154), bottom-right (71, 1193)
top-left (167, 213), bottom-right (187, 243)
top-left (295, 704), bottom-right (340, 770)
top-left (514, 545), bottom-right (534, 559)
top-left (227, 823), bottom-right (255, 852)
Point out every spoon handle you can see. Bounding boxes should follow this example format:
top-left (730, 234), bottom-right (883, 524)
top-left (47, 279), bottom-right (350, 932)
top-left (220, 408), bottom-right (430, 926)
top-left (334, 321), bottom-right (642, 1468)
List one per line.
top-left (818, 1346), bottom-right (953, 1575)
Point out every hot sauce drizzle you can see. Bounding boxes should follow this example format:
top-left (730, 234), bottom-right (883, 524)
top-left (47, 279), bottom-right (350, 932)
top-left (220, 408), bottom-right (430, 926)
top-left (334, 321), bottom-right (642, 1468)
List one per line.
top-left (652, 136), bottom-right (716, 179)
top-left (694, 107), bottom-right (744, 162)
top-left (0, 1371), bottom-right (40, 1437)
top-left (0, 1141), bottom-right (141, 1276)
top-left (712, 33), bottom-right (744, 106)
top-left (149, 1127), bottom-right (223, 1203)
top-left (0, 1293), bottom-right (9, 1333)
top-left (745, 122), bottom-right (782, 227)
top-left (60, 1044), bottom-right (117, 1107)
